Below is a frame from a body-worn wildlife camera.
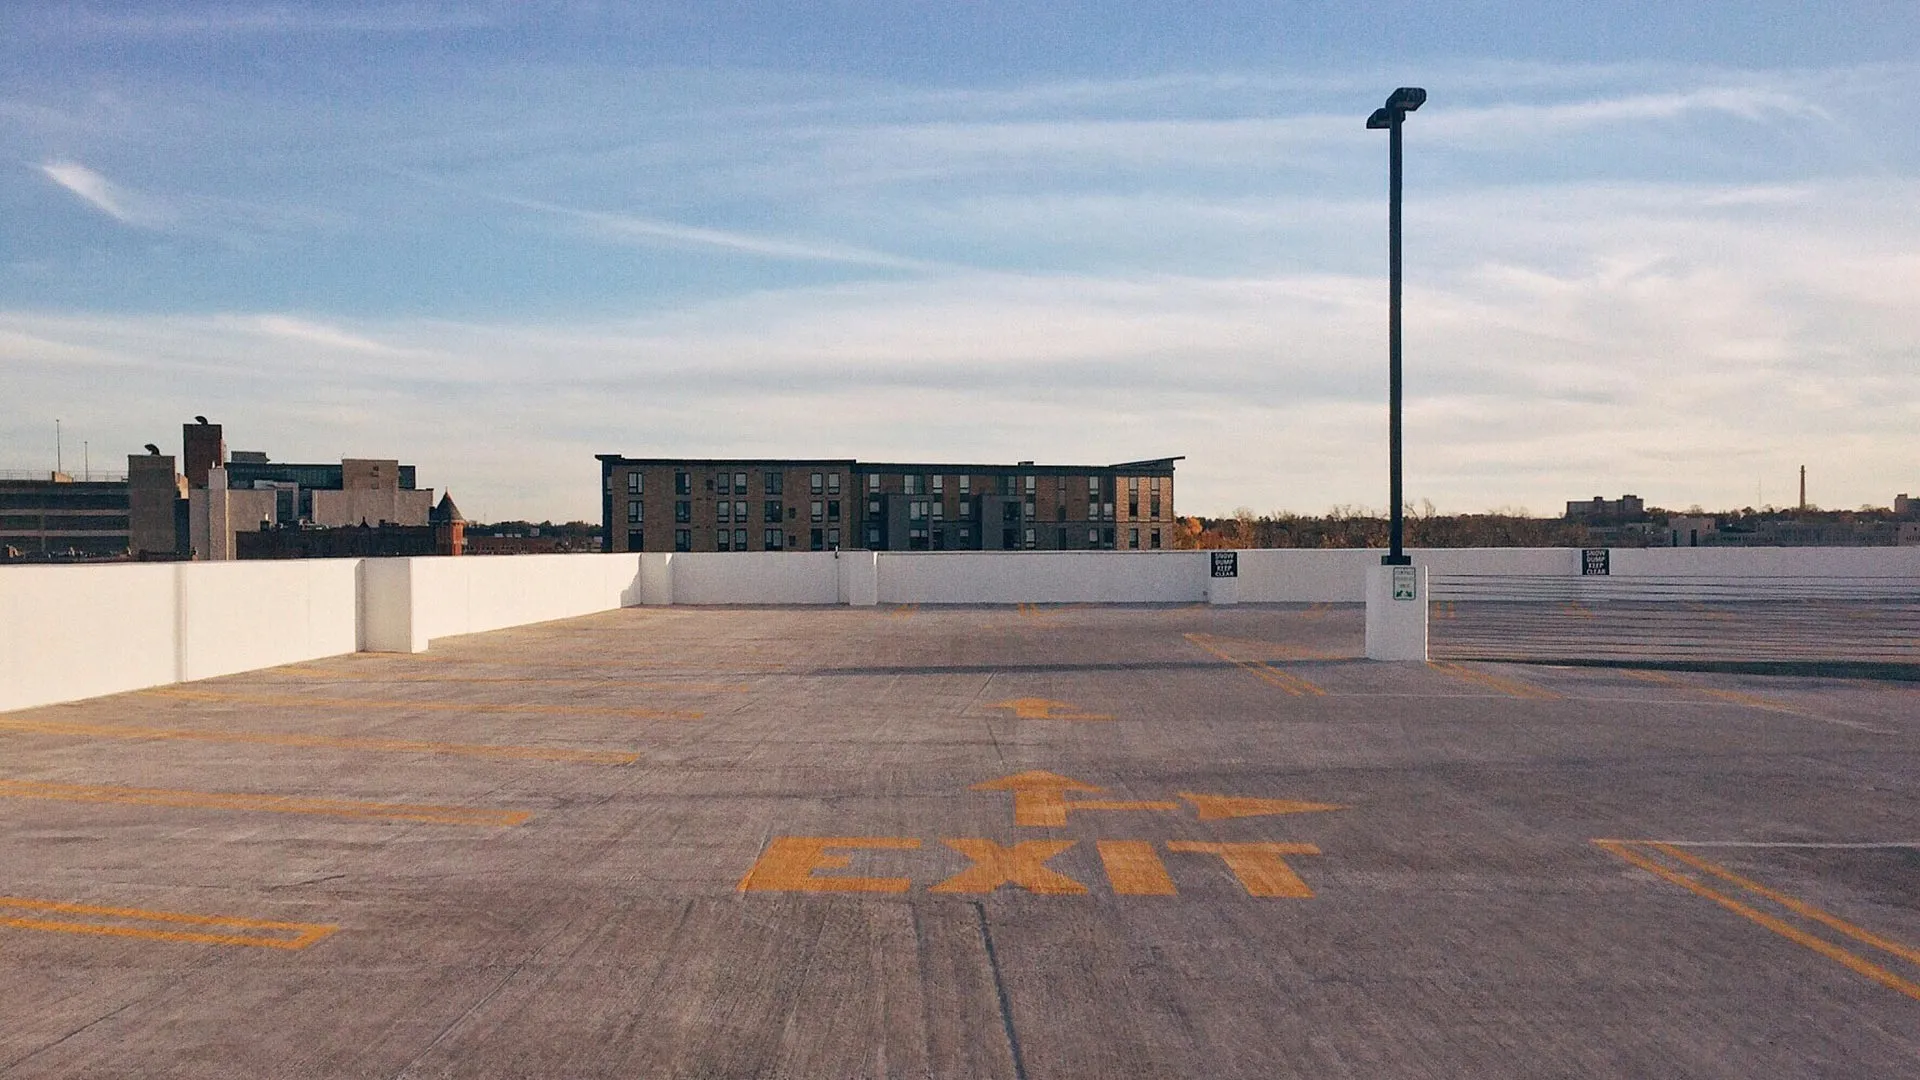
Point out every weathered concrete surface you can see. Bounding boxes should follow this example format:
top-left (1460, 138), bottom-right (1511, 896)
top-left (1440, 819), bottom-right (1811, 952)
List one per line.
top-left (1, 603), bottom-right (1915, 1078)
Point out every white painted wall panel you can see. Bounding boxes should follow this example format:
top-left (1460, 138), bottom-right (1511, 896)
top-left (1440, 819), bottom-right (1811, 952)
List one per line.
top-left (670, 552), bottom-right (843, 605)
top-left (177, 559), bottom-right (361, 681)
top-left (0, 563), bottom-right (180, 712)
top-left (877, 551), bottom-right (1205, 604)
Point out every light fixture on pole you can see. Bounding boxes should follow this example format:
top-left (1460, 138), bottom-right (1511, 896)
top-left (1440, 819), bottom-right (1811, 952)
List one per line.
top-left (1367, 86), bottom-right (1425, 566)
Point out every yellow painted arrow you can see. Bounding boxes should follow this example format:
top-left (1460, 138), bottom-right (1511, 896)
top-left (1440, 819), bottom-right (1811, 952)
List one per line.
top-left (988, 697), bottom-right (1113, 721)
top-left (972, 770), bottom-right (1173, 826)
top-left (1178, 793), bottom-right (1346, 820)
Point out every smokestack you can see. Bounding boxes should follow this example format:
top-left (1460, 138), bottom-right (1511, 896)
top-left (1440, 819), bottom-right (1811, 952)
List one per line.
top-left (1799, 465), bottom-right (1806, 511)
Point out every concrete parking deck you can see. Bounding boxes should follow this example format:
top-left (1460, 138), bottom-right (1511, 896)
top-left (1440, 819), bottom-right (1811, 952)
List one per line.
top-left (2, 604), bottom-right (1915, 1078)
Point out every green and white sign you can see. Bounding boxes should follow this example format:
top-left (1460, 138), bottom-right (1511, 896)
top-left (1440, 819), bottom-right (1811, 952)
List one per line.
top-left (1391, 566), bottom-right (1417, 601)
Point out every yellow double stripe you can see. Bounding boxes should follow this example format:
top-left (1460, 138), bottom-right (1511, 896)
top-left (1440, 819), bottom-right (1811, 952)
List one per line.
top-left (1184, 634), bottom-right (1326, 697)
top-left (0, 779), bottom-right (529, 827)
top-left (0, 717), bottom-right (637, 764)
top-left (1428, 661), bottom-right (1559, 700)
top-left (142, 688), bottom-right (701, 721)
top-left (0, 895), bottom-right (336, 950)
top-left (1594, 840), bottom-right (1920, 1002)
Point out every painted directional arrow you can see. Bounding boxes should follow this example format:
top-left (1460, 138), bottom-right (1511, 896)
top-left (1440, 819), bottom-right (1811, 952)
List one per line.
top-left (1178, 793), bottom-right (1346, 820)
top-left (972, 771), bottom-right (1175, 826)
top-left (988, 698), bottom-right (1113, 722)
top-left (972, 771), bottom-right (1346, 826)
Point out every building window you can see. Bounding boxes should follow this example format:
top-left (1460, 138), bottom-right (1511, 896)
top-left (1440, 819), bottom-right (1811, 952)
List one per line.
top-left (909, 500), bottom-right (926, 521)
top-left (764, 500), bottom-right (782, 522)
top-left (627, 502), bottom-right (642, 524)
top-left (810, 472), bottom-right (823, 494)
top-left (827, 528), bottom-right (840, 548)
top-left (627, 530), bottom-right (643, 551)
top-left (675, 471), bottom-right (691, 495)
top-left (674, 529), bottom-right (691, 552)
top-left (909, 527), bottom-right (929, 550)
top-left (810, 527), bottom-right (824, 550)
top-left (605, 474), bottom-right (613, 494)
top-left (959, 526), bottom-right (972, 545)
top-left (868, 473), bottom-right (880, 492)
top-left (828, 473), bottom-right (841, 495)
top-left (932, 528), bottom-right (945, 550)
top-left (1150, 528), bottom-right (1161, 549)
top-left (931, 501), bottom-right (943, 521)
top-left (717, 530), bottom-right (732, 551)
top-left (1129, 527), bottom-right (1140, 549)
top-left (1088, 528), bottom-right (1099, 546)
top-left (719, 473), bottom-right (734, 495)
top-left (1024, 475), bottom-right (1035, 494)
top-left (765, 472), bottom-right (783, 495)
top-left (1002, 528), bottom-right (1018, 550)
top-left (627, 472), bottom-right (641, 495)
top-left (1150, 495), bottom-right (1161, 518)
top-left (734, 528), bottom-right (747, 550)
top-left (1024, 501), bottom-right (1035, 519)
top-left (1104, 527), bottom-right (1116, 548)
top-left (732, 472), bottom-right (746, 493)
top-left (1104, 502), bottom-right (1115, 520)
top-left (764, 528), bottom-right (784, 550)
top-left (828, 500), bottom-right (840, 522)
top-left (866, 525), bottom-right (882, 545)
top-left (958, 475), bottom-right (970, 495)
top-left (1088, 500), bottom-right (1099, 521)
top-left (717, 501), bottom-right (731, 523)
top-left (932, 475), bottom-right (944, 494)
top-left (868, 498), bottom-right (881, 515)
top-left (1089, 476), bottom-right (1101, 498)
top-left (811, 500), bottom-right (823, 523)
top-left (733, 500), bottom-right (746, 521)
top-left (1024, 528), bottom-right (1036, 548)
top-left (674, 500), bottom-right (691, 523)
top-left (1003, 503), bottom-right (1020, 524)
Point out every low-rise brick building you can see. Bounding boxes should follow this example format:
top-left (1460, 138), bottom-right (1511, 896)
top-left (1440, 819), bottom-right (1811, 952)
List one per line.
top-left (595, 456), bottom-right (1179, 553)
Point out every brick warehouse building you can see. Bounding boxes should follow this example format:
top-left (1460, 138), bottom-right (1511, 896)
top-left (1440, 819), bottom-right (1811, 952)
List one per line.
top-left (596, 456), bottom-right (1180, 553)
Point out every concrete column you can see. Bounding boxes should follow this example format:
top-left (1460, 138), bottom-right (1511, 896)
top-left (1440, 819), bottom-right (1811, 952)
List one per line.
top-left (840, 549), bottom-right (878, 606)
top-left (640, 553), bottom-right (674, 606)
top-left (1364, 563), bottom-right (1428, 661)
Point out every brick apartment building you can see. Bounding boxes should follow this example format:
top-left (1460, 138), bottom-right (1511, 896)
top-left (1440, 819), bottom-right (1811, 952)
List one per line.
top-left (595, 456), bottom-right (1180, 553)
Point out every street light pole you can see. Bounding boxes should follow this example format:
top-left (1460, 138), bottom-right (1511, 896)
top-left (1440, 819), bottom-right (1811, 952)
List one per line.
top-left (1368, 87), bottom-right (1425, 566)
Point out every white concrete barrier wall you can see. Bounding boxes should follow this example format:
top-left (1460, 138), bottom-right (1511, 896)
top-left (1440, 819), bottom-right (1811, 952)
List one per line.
top-left (377, 553), bottom-right (646, 652)
top-left (877, 550), bottom-right (1206, 604)
top-left (177, 559), bottom-right (360, 681)
top-left (670, 552), bottom-right (844, 605)
top-left (0, 564), bottom-right (182, 712)
top-left (7, 545), bottom-right (1918, 712)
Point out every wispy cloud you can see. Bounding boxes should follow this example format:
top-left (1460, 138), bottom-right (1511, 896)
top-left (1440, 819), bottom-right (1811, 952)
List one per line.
top-left (38, 161), bottom-right (149, 225)
top-left (483, 190), bottom-right (947, 271)
top-left (62, 4), bottom-right (498, 37)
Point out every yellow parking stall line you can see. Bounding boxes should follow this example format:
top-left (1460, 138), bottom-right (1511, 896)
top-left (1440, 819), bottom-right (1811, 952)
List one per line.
top-left (0, 895), bottom-right (336, 950)
top-left (140, 688), bottom-right (702, 721)
top-left (321, 654), bottom-right (792, 672)
top-left (1650, 843), bottom-right (1920, 968)
top-left (1427, 661), bottom-right (1560, 701)
top-left (1617, 671), bottom-right (1890, 732)
top-left (1185, 633), bottom-right (1343, 661)
top-left (885, 604), bottom-right (919, 618)
top-left (0, 779), bottom-right (530, 827)
top-left (1184, 634), bottom-right (1326, 697)
top-left (273, 667), bottom-right (751, 692)
top-left (1593, 840), bottom-right (1920, 1003)
top-left (0, 717), bottom-right (638, 764)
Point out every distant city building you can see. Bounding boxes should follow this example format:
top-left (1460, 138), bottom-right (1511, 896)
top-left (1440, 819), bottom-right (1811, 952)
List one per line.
top-left (1564, 494), bottom-right (1646, 522)
top-left (0, 473), bottom-right (133, 558)
top-left (4, 417), bottom-right (449, 562)
top-left (1896, 493), bottom-right (1914, 517)
top-left (595, 456), bottom-right (1181, 553)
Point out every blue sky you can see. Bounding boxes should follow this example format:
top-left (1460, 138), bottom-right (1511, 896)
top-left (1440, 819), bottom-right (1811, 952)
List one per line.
top-left (4, 2), bottom-right (1917, 521)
